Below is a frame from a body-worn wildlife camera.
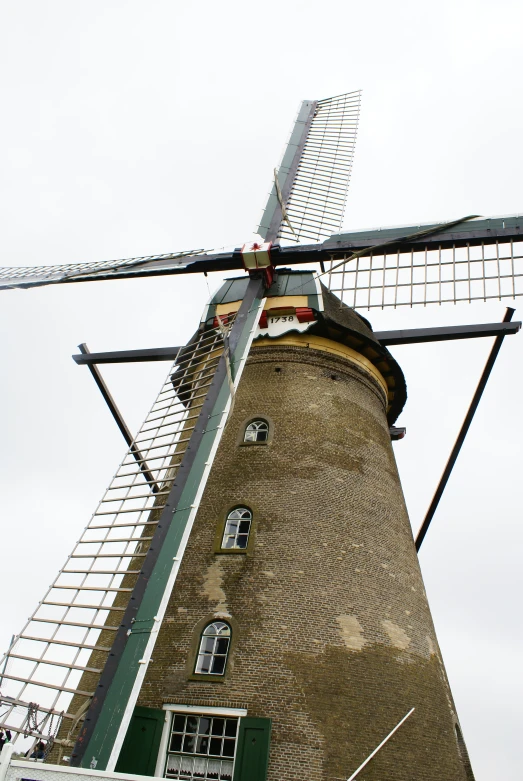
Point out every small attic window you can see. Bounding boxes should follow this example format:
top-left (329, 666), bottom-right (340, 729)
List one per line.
top-left (244, 420), bottom-right (269, 443)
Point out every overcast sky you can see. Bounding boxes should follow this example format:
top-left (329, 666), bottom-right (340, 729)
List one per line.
top-left (1, 1), bottom-right (522, 778)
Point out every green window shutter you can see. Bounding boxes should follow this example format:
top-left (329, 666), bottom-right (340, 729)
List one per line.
top-left (233, 717), bottom-right (272, 781)
top-left (115, 706), bottom-right (165, 777)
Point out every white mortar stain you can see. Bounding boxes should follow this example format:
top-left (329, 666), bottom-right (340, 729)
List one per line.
top-left (202, 560), bottom-right (228, 611)
top-left (336, 615), bottom-right (367, 651)
top-left (382, 620), bottom-right (411, 650)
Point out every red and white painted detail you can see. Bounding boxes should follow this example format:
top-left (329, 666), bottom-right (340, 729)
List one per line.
top-left (256, 307), bottom-right (317, 338)
top-left (213, 306), bottom-right (316, 338)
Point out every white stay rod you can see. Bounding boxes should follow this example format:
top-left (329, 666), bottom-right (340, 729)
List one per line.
top-left (347, 707), bottom-right (415, 781)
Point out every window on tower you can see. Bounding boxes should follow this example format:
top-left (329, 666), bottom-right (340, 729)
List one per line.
top-left (165, 711), bottom-right (239, 780)
top-left (195, 621), bottom-right (231, 676)
top-left (244, 419), bottom-right (269, 442)
top-left (221, 507), bottom-right (252, 550)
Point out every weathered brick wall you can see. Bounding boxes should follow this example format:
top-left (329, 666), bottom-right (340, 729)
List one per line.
top-left (137, 341), bottom-right (472, 781)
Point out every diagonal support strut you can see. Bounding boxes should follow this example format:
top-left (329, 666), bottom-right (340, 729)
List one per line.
top-left (77, 344), bottom-right (160, 494)
top-left (415, 308), bottom-right (516, 551)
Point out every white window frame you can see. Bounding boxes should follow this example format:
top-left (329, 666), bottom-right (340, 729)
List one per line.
top-left (195, 621), bottom-right (231, 675)
top-left (221, 507), bottom-right (252, 550)
top-left (155, 705), bottom-right (247, 778)
top-left (244, 419), bottom-right (269, 442)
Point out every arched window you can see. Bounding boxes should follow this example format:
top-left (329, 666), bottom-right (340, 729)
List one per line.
top-left (195, 622), bottom-right (231, 675)
top-left (221, 508), bottom-right (252, 550)
top-left (244, 419), bottom-right (269, 442)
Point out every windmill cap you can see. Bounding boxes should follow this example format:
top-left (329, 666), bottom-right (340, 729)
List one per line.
top-left (184, 271), bottom-right (406, 423)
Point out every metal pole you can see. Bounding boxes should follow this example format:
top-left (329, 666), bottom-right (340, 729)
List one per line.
top-left (73, 346), bottom-right (182, 364)
top-left (77, 344), bottom-right (159, 494)
top-left (346, 708), bottom-right (415, 781)
top-left (375, 319), bottom-right (520, 346)
top-left (415, 308), bottom-right (515, 551)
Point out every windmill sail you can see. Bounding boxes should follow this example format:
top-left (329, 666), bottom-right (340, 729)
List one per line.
top-left (258, 90), bottom-right (361, 244)
top-left (0, 248), bottom-right (210, 291)
top-left (1, 214), bottom-right (523, 309)
top-left (0, 331), bottom-right (219, 741)
top-left (323, 215), bottom-right (523, 309)
top-left (0, 286), bottom-right (267, 758)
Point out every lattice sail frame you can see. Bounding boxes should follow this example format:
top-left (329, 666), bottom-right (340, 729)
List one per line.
top-left (0, 248), bottom-right (208, 290)
top-left (325, 236), bottom-right (523, 309)
top-left (258, 91), bottom-right (361, 245)
top-left (0, 325), bottom-right (228, 746)
top-left (281, 91), bottom-right (361, 243)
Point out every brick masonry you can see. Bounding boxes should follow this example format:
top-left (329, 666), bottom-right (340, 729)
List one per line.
top-left (134, 338), bottom-right (475, 781)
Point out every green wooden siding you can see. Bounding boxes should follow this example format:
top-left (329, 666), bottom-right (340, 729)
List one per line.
top-left (233, 717), bottom-right (272, 781)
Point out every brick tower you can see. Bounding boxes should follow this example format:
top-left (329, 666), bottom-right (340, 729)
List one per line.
top-left (107, 271), bottom-right (474, 781)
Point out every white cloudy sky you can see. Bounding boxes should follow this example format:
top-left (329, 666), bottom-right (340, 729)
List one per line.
top-left (1, 1), bottom-right (522, 778)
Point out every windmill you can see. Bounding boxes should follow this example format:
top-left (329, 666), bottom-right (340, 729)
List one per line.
top-left (0, 89), bottom-right (521, 781)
